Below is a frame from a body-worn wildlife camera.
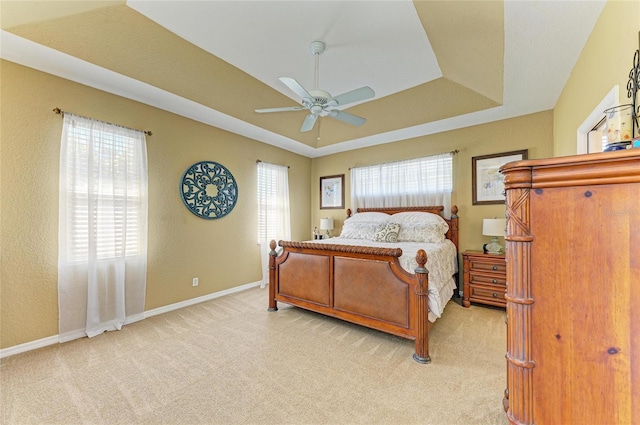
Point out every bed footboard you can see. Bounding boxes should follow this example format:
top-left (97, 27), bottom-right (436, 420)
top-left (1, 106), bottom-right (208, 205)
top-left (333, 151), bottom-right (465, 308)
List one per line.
top-left (267, 240), bottom-right (432, 364)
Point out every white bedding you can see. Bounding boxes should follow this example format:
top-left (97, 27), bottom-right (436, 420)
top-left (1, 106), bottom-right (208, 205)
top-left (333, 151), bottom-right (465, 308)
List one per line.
top-left (311, 237), bottom-right (458, 322)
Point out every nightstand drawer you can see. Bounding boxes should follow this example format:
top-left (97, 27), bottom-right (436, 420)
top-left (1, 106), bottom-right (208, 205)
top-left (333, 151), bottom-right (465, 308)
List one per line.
top-left (470, 273), bottom-right (506, 287)
top-left (468, 259), bottom-right (506, 273)
top-left (469, 285), bottom-right (506, 302)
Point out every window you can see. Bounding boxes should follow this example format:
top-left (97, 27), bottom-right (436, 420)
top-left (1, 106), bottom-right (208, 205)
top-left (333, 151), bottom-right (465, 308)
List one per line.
top-left (350, 152), bottom-right (453, 213)
top-left (257, 161), bottom-right (290, 287)
top-left (587, 117), bottom-right (607, 153)
top-left (59, 114), bottom-right (148, 262)
top-left (256, 161), bottom-right (290, 243)
top-left (577, 86), bottom-right (618, 154)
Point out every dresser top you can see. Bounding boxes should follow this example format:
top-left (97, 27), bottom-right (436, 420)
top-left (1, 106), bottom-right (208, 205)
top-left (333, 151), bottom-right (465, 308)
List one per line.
top-left (500, 149), bottom-right (640, 189)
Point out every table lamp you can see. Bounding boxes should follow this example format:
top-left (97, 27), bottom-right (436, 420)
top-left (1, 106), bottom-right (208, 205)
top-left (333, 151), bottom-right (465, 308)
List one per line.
top-left (320, 218), bottom-right (334, 239)
top-left (482, 218), bottom-right (506, 254)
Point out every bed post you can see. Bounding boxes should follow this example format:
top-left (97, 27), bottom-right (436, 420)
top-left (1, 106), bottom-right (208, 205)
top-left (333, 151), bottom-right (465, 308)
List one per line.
top-left (449, 205), bottom-right (460, 296)
top-left (448, 205), bottom-right (459, 251)
top-left (267, 240), bottom-right (278, 312)
top-left (413, 249), bottom-right (431, 364)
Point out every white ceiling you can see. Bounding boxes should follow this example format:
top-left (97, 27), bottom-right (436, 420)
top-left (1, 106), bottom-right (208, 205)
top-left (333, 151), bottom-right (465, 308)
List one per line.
top-left (128, 0), bottom-right (443, 102)
top-left (0, 1), bottom-right (606, 158)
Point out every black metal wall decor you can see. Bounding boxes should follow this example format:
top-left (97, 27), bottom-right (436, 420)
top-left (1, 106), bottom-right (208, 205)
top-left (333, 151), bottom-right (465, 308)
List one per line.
top-left (628, 31), bottom-right (640, 138)
top-left (180, 161), bottom-right (238, 219)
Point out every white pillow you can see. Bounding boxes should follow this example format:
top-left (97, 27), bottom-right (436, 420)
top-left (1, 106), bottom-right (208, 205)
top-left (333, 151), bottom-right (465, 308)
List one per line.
top-left (340, 222), bottom-right (379, 239)
top-left (389, 211), bottom-right (448, 226)
top-left (397, 223), bottom-right (447, 244)
top-left (373, 222), bottom-right (400, 243)
top-left (346, 212), bottom-right (390, 223)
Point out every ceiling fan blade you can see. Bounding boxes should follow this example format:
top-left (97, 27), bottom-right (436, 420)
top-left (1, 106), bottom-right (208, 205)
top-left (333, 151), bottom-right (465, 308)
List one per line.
top-left (255, 106), bottom-right (306, 113)
top-left (328, 110), bottom-right (366, 126)
top-left (279, 77), bottom-right (313, 101)
top-left (300, 114), bottom-right (318, 132)
top-left (330, 86), bottom-right (375, 106)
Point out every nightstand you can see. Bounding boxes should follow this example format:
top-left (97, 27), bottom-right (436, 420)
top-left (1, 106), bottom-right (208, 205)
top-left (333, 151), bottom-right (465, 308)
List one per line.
top-left (462, 251), bottom-right (506, 308)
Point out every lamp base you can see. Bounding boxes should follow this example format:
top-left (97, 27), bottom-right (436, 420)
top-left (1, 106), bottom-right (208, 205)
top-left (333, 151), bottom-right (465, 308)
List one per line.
top-left (485, 237), bottom-right (504, 255)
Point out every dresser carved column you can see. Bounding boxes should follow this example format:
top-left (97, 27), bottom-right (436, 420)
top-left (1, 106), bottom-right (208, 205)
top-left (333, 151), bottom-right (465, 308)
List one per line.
top-left (502, 166), bottom-right (535, 425)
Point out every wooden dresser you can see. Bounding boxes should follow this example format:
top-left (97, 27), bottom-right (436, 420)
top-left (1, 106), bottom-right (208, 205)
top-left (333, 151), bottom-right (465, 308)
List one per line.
top-left (462, 251), bottom-right (506, 308)
top-left (501, 150), bottom-right (640, 425)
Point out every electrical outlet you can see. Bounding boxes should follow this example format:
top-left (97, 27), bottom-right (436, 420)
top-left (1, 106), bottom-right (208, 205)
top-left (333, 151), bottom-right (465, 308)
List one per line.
top-left (192, 277), bottom-right (199, 287)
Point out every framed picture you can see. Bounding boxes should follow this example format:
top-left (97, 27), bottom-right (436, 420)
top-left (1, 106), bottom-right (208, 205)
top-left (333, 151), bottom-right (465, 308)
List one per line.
top-left (472, 149), bottom-right (528, 205)
top-left (320, 174), bottom-right (345, 209)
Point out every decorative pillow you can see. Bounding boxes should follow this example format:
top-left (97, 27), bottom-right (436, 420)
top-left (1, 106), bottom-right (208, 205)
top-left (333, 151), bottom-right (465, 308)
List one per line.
top-left (339, 222), bottom-right (379, 239)
top-left (373, 222), bottom-right (401, 243)
top-left (389, 211), bottom-right (448, 225)
top-left (397, 223), bottom-right (448, 244)
top-left (346, 212), bottom-right (390, 223)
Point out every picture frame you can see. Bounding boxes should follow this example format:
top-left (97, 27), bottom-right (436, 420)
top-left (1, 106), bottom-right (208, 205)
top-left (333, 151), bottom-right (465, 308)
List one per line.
top-left (472, 149), bottom-right (528, 205)
top-left (319, 174), bottom-right (345, 209)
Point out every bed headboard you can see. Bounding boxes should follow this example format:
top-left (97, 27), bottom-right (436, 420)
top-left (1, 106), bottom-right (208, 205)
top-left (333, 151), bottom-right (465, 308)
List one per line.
top-left (345, 205), bottom-right (459, 252)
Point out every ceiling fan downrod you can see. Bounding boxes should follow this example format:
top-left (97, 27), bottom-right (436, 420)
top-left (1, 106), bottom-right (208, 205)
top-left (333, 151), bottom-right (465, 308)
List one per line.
top-left (310, 41), bottom-right (325, 92)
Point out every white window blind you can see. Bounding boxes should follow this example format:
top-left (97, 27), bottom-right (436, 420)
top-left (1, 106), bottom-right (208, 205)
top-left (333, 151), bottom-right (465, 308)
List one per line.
top-left (350, 152), bottom-right (453, 213)
top-left (60, 118), bottom-right (146, 261)
top-left (257, 162), bottom-right (290, 243)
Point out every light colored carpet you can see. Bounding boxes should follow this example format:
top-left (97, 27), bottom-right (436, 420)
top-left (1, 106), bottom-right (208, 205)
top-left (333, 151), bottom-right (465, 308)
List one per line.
top-left (1, 287), bottom-right (509, 424)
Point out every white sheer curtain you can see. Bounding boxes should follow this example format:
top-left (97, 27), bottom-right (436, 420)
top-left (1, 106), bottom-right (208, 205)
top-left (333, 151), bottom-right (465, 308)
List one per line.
top-left (257, 162), bottom-right (290, 287)
top-left (350, 152), bottom-right (453, 214)
top-left (58, 113), bottom-right (148, 342)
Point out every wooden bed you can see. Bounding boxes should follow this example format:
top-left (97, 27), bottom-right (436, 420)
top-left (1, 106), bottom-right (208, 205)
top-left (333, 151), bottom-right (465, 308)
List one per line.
top-left (268, 206), bottom-right (459, 363)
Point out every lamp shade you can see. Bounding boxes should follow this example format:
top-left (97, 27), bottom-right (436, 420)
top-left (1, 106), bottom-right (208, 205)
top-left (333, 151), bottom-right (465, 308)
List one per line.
top-left (482, 218), bottom-right (506, 237)
top-left (320, 218), bottom-right (334, 230)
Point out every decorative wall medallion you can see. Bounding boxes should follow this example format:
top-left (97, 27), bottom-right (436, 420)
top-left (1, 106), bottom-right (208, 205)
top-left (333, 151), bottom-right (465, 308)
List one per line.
top-left (180, 161), bottom-right (238, 219)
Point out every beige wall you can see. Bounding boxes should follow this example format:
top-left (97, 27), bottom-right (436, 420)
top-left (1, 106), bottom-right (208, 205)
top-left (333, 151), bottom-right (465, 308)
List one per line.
top-left (0, 57), bottom-right (553, 351)
top-left (312, 111), bottom-right (554, 258)
top-left (554, 0), bottom-right (640, 156)
top-left (0, 60), bottom-right (311, 349)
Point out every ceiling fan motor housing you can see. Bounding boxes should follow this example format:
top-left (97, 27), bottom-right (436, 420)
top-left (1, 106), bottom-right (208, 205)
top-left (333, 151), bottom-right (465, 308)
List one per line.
top-left (303, 90), bottom-right (332, 116)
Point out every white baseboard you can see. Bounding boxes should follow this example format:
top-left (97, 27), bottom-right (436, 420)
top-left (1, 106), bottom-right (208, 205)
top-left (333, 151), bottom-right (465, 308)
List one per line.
top-left (57, 312), bottom-right (147, 343)
top-left (0, 335), bottom-right (60, 359)
top-left (144, 280), bottom-right (262, 318)
top-left (0, 281), bottom-right (264, 359)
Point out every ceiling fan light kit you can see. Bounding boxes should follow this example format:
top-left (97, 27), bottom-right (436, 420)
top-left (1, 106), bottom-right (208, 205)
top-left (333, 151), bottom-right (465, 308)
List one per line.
top-left (255, 41), bottom-right (375, 132)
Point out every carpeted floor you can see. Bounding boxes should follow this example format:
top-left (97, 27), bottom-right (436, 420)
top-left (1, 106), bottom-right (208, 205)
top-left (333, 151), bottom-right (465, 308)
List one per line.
top-left (1, 286), bottom-right (509, 424)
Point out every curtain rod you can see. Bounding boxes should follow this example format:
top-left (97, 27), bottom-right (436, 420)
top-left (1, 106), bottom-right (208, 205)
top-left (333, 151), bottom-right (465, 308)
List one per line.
top-left (348, 150), bottom-right (459, 170)
top-left (256, 159), bottom-right (290, 169)
top-left (53, 108), bottom-right (152, 136)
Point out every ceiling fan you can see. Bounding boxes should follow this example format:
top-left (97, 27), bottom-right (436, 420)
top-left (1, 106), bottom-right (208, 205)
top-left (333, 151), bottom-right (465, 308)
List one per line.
top-left (255, 41), bottom-right (375, 132)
